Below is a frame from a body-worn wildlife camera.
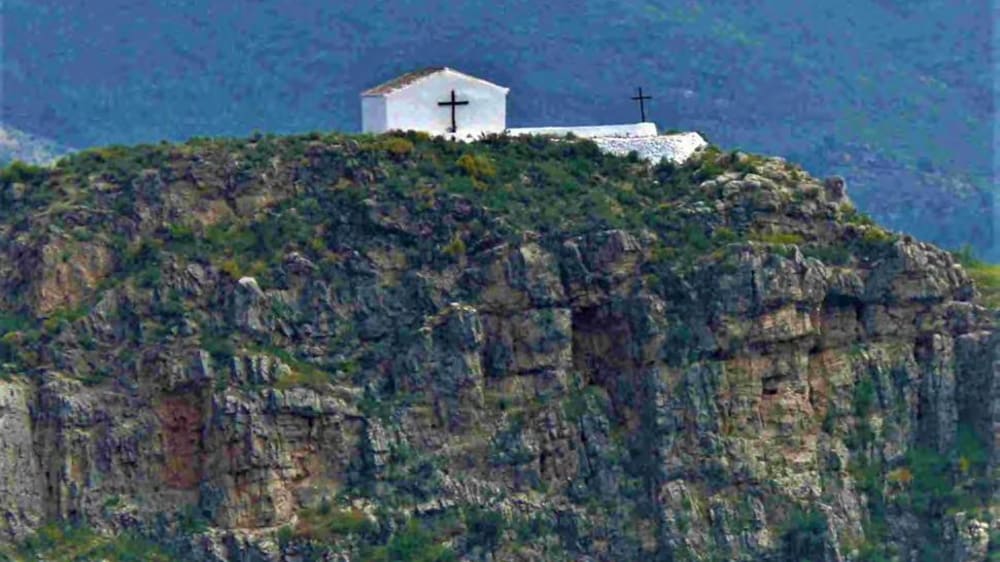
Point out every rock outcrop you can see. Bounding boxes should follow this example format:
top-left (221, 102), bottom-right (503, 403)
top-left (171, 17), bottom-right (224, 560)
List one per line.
top-left (0, 132), bottom-right (996, 561)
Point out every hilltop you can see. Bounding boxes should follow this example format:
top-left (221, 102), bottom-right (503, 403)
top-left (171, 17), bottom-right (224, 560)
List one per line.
top-left (5, 0), bottom-right (994, 258)
top-left (0, 131), bottom-right (997, 561)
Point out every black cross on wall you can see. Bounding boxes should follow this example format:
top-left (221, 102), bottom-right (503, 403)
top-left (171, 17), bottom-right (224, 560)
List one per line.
top-left (438, 90), bottom-right (469, 133)
top-left (631, 87), bottom-right (652, 122)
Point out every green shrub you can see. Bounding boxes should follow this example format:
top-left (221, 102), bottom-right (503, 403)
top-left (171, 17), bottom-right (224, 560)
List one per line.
top-left (177, 504), bottom-right (211, 535)
top-left (264, 346), bottom-right (333, 391)
top-left (122, 239), bottom-right (164, 288)
top-left (803, 244), bottom-right (852, 265)
top-left (852, 377), bottom-right (876, 418)
top-left (442, 232), bottom-right (466, 257)
top-left (860, 228), bottom-right (895, 246)
top-left (848, 227), bottom-right (899, 257)
top-left (0, 313), bottom-right (31, 335)
top-left (561, 385), bottom-right (609, 423)
top-left (956, 424), bottom-right (989, 478)
top-left (0, 160), bottom-right (47, 185)
top-left (41, 305), bottom-right (89, 333)
top-left (276, 525), bottom-right (294, 547)
top-left (272, 367), bottom-right (330, 391)
top-left (712, 226), bottom-right (739, 243)
top-left (846, 377), bottom-right (877, 450)
top-left (465, 506), bottom-right (506, 556)
top-left (200, 332), bottom-right (235, 363)
top-left (295, 504), bottom-right (375, 542)
top-left (532, 160), bottom-right (579, 192)
top-left (135, 265), bottom-right (162, 288)
top-left (840, 203), bottom-right (876, 226)
top-left (751, 231), bottom-right (805, 246)
top-left (11, 523), bottom-right (176, 561)
top-left (444, 175), bottom-right (477, 194)
top-left (382, 518), bottom-right (456, 562)
top-left (456, 153), bottom-right (496, 180)
top-left (693, 159), bottom-right (725, 181)
top-left (905, 447), bottom-right (954, 517)
top-left (953, 246), bottom-right (1000, 308)
top-left (167, 223), bottom-right (197, 245)
top-left (330, 508), bottom-right (375, 536)
top-left (781, 508), bottom-right (828, 562)
top-left (380, 136), bottom-right (415, 158)
top-left (856, 542), bottom-right (893, 562)
top-left (672, 222), bottom-right (712, 256)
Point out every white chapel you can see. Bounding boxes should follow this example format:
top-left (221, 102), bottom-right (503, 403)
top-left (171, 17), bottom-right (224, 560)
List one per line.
top-left (361, 67), bottom-right (509, 138)
top-left (360, 66), bottom-right (707, 163)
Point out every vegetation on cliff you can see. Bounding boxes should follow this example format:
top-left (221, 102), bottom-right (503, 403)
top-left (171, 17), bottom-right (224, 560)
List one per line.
top-left (1, 523), bottom-right (175, 562)
top-left (954, 246), bottom-right (1000, 309)
top-left (0, 132), bottom-right (996, 561)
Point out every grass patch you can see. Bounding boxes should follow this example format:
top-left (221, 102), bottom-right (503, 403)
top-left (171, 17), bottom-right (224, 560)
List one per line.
top-left (0, 312), bottom-right (33, 335)
top-left (839, 202), bottom-right (877, 226)
top-left (561, 384), bottom-right (610, 423)
top-left (750, 231), bottom-right (805, 246)
top-left (966, 263), bottom-right (1000, 308)
top-left (953, 246), bottom-right (1000, 308)
top-left (780, 507), bottom-right (829, 562)
top-left (363, 518), bottom-right (456, 562)
top-left (6, 523), bottom-right (176, 561)
top-left (268, 348), bottom-right (333, 391)
top-left (199, 332), bottom-right (235, 363)
top-left (293, 502), bottom-right (376, 542)
top-left (802, 244), bottom-right (852, 265)
top-left (0, 160), bottom-right (48, 185)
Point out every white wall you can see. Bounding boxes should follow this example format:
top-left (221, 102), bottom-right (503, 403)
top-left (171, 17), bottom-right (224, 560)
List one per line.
top-left (507, 122), bottom-right (658, 139)
top-left (377, 70), bottom-right (507, 138)
top-left (361, 96), bottom-right (387, 133)
top-left (591, 132), bottom-right (708, 164)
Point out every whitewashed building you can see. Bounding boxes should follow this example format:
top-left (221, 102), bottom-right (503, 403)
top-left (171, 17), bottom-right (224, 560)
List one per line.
top-left (361, 67), bottom-right (509, 139)
top-left (359, 67), bottom-right (708, 163)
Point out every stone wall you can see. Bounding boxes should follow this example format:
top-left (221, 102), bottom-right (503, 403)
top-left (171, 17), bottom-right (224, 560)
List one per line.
top-left (592, 131), bottom-right (707, 164)
top-left (507, 122), bottom-right (658, 139)
top-left (507, 124), bottom-right (707, 165)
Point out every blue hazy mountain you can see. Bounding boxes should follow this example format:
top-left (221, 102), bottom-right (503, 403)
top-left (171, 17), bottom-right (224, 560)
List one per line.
top-left (0, 125), bottom-right (73, 167)
top-left (3, 0), bottom-right (995, 254)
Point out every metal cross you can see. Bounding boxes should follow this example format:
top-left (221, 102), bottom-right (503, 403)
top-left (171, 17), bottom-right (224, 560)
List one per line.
top-left (437, 90), bottom-right (470, 133)
top-left (631, 86), bottom-right (652, 122)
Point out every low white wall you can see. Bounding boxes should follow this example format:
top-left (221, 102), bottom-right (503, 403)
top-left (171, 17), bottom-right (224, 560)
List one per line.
top-left (410, 125), bottom-right (707, 165)
top-left (591, 132), bottom-right (708, 164)
top-left (507, 122), bottom-right (657, 139)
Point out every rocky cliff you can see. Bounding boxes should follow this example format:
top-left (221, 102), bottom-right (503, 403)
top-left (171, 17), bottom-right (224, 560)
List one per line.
top-left (789, 139), bottom-right (995, 262)
top-left (0, 132), bottom-right (996, 561)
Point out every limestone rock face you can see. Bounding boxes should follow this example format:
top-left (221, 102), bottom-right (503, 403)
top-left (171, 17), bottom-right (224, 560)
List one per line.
top-left (0, 380), bottom-right (44, 543)
top-left (0, 136), bottom-right (996, 561)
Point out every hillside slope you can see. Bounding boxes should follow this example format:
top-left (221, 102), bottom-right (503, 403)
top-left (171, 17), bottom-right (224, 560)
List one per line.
top-left (4, 0), bottom-right (995, 258)
top-left (0, 132), bottom-right (997, 561)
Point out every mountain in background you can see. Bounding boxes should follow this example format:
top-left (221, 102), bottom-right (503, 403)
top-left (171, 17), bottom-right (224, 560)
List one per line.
top-left (0, 125), bottom-right (73, 167)
top-left (3, 0), bottom-right (995, 256)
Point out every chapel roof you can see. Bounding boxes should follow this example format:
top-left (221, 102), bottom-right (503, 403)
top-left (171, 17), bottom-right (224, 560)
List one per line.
top-left (361, 66), bottom-right (509, 97)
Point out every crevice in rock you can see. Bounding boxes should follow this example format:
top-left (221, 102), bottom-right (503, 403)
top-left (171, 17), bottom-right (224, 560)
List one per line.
top-left (570, 303), bottom-right (640, 422)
